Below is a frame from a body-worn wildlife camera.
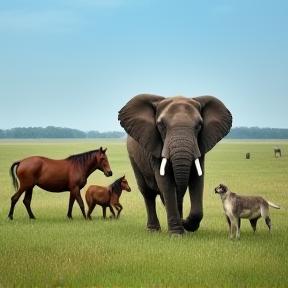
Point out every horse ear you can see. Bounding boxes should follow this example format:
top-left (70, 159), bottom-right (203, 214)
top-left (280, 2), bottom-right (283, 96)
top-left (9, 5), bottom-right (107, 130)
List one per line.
top-left (100, 147), bottom-right (107, 154)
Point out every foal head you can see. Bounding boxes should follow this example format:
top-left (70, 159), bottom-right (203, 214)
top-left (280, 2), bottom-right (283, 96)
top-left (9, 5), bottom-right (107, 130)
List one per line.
top-left (97, 147), bottom-right (113, 177)
top-left (120, 176), bottom-right (131, 192)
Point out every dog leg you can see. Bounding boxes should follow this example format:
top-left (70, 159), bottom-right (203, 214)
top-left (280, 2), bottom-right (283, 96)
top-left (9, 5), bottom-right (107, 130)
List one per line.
top-left (249, 218), bottom-right (259, 234)
top-left (235, 218), bottom-right (241, 238)
top-left (230, 225), bottom-right (234, 238)
top-left (226, 216), bottom-right (233, 238)
top-left (265, 216), bottom-right (272, 232)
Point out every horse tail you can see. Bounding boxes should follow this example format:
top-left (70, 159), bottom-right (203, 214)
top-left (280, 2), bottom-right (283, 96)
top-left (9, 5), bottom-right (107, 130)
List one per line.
top-left (10, 162), bottom-right (20, 192)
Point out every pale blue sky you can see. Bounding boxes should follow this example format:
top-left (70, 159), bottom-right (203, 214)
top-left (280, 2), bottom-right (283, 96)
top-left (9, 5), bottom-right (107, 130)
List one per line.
top-left (0, 0), bottom-right (287, 132)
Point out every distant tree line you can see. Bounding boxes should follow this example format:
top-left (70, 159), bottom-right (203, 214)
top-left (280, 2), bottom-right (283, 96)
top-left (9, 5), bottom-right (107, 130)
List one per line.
top-left (225, 127), bottom-right (288, 139)
top-left (0, 126), bottom-right (287, 139)
top-left (0, 126), bottom-right (126, 139)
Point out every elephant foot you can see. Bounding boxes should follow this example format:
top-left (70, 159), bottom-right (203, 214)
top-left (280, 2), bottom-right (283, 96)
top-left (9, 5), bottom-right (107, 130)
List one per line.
top-left (147, 227), bottom-right (161, 232)
top-left (146, 224), bottom-right (161, 232)
top-left (170, 232), bottom-right (184, 238)
top-left (182, 214), bottom-right (203, 232)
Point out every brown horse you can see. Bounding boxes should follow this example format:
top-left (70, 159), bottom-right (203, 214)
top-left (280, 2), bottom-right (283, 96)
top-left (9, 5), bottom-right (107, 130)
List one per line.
top-left (8, 147), bottom-right (112, 220)
top-left (85, 175), bottom-right (131, 219)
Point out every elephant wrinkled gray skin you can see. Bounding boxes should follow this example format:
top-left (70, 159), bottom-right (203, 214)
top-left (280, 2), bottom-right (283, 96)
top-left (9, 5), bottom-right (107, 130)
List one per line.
top-left (118, 94), bottom-right (232, 235)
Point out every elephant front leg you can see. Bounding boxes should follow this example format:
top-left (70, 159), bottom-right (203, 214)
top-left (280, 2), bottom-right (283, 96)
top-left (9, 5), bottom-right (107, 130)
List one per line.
top-left (156, 175), bottom-right (184, 236)
top-left (183, 170), bottom-right (204, 232)
top-left (142, 192), bottom-right (161, 232)
top-left (130, 158), bottom-right (161, 232)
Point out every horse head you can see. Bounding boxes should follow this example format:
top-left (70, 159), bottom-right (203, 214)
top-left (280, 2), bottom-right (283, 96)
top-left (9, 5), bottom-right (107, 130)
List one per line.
top-left (98, 147), bottom-right (113, 177)
top-left (121, 175), bottom-right (131, 192)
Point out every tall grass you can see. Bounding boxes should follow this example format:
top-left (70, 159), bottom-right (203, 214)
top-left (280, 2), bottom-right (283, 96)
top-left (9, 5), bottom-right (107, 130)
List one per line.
top-left (0, 139), bottom-right (287, 288)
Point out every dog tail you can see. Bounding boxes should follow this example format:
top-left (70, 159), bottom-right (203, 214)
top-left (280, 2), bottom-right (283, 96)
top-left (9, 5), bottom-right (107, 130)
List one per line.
top-left (267, 201), bottom-right (281, 209)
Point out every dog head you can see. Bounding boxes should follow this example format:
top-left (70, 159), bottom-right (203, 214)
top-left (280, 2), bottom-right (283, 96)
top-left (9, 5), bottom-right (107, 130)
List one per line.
top-left (214, 184), bottom-right (228, 194)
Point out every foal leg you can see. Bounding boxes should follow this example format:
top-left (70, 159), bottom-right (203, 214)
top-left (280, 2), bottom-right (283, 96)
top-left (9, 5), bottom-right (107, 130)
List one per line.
top-left (115, 203), bottom-right (123, 219)
top-left (23, 188), bottom-right (36, 219)
top-left (87, 202), bottom-right (96, 220)
top-left (108, 205), bottom-right (116, 218)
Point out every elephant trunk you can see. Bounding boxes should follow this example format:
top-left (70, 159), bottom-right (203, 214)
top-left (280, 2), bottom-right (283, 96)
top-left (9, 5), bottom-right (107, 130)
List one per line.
top-left (167, 127), bottom-right (200, 195)
top-left (171, 152), bottom-right (192, 195)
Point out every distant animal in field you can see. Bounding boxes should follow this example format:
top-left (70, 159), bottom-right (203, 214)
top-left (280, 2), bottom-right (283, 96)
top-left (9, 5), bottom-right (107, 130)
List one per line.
top-left (85, 175), bottom-right (131, 219)
top-left (245, 152), bottom-right (250, 159)
top-left (214, 184), bottom-right (281, 238)
top-left (274, 147), bottom-right (281, 157)
top-left (8, 147), bottom-right (112, 220)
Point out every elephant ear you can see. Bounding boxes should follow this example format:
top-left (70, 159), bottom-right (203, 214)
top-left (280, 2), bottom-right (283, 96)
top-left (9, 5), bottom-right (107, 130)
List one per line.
top-left (193, 95), bottom-right (232, 154)
top-left (118, 94), bottom-right (165, 158)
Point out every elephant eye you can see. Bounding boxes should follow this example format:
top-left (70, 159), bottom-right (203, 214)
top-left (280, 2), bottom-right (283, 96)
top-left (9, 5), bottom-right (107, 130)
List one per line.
top-left (158, 121), bottom-right (166, 136)
top-left (195, 121), bottom-right (203, 131)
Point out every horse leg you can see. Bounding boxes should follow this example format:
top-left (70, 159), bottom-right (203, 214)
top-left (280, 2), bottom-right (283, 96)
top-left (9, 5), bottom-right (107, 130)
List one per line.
top-left (73, 189), bottom-right (86, 219)
top-left (115, 203), bottom-right (123, 219)
top-left (87, 202), bottom-right (96, 220)
top-left (23, 188), bottom-right (36, 219)
top-left (67, 193), bottom-right (76, 219)
top-left (102, 206), bottom-right (107, 219)
top-left (109, 205), bottom-right (116, 218)
top-left (8, 187), bottom-right (27, 220)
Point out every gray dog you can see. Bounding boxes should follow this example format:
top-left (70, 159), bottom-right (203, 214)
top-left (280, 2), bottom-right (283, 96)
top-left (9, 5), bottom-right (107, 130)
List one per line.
top-left (214, 184), bottom-right (281, 238)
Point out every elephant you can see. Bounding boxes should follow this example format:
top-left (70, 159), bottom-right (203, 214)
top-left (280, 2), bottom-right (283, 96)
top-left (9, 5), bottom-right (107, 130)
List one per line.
top-left (118, 94), bottom-right (232, 235)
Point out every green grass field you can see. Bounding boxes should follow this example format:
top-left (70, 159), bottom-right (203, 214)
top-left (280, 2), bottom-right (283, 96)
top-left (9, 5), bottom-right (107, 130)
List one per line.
top-left (0, 139), bottom-right (287, 288)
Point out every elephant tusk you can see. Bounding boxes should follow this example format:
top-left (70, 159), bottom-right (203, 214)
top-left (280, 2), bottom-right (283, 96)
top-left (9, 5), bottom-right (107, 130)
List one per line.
top-left (160, 158), bottom-right (167, 176)
top-left (195, 158), bottom-right (202, 176)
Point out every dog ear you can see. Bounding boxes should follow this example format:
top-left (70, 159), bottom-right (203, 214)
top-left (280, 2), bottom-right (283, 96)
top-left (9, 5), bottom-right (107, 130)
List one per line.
top-left (219, 184), bottom-right (227, 191)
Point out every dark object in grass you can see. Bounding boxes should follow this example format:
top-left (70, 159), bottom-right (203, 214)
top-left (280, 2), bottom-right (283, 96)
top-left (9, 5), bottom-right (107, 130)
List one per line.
top-left (274, 147), bottom-right (281, 157)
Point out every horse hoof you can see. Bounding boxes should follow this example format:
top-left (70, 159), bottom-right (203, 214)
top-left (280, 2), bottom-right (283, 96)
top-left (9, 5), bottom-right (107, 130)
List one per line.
top-left (8, 215), bottom-right (13, 220)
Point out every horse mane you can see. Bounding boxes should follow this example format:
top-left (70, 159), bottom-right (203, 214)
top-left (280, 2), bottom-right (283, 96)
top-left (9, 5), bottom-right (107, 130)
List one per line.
top-left (111, 176), bottom-right (125, 193)
top-left (66, 149), bottom-right (100, 166)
